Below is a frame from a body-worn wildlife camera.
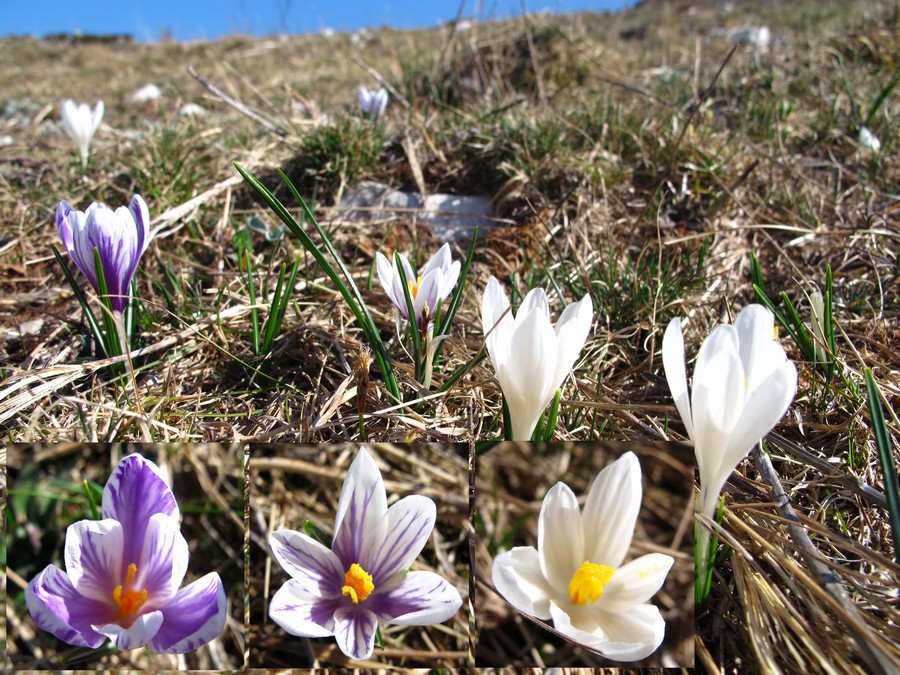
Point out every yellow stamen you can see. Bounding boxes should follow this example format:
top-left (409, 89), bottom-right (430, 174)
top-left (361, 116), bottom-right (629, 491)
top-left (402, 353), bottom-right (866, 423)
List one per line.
top-left (568, 560), bottom-right (614, 605)
top-left (407, 275), bottom-right (423, 300)
top-left (341, 563), bottom-right (375, 604)
top-left (111, 562), bottom-right (148, 625)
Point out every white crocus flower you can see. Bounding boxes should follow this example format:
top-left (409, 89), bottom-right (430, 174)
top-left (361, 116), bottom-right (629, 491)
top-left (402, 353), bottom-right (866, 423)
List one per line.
top-left (358, 86), bottom-right (389, 119)
top-left (481, 276), bottom-right (592, 440)
top-left (61, 100), bottom-right (104, 169)
top-left (492, 452), bottom-right (674, 661)
top-left (858, 126), bottom-right (881, 154)
top-left (376, 243), bottom-right (460, 330)
top-left (662, 304), bottom-right (797, 590)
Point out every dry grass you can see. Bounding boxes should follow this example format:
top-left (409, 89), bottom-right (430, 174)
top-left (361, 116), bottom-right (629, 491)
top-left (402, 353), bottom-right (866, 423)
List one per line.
top-left (0, 0), bottom-right (898, 671)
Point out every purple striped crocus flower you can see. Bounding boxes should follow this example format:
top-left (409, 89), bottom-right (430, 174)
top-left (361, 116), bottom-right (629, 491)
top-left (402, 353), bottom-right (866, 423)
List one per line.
top-left (55, 195), bottom-right (151, 314)
top-left (269, 447), bottom-right (462, 661)
top-left (26, 454), bottom-right (227, 653)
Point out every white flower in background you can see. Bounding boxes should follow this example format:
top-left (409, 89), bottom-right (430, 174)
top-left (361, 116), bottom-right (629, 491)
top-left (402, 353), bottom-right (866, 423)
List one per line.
top-left (376, 243), bottom-right (460, 329)
top-left (481, 276), bottom-right (592, 440)
top-left (130, 84), bottom-right (162, 104)
top-left (858, 126), bottom-right (881, 154)
top-left (358, 87), bottom-right (389, 119)
top-left (662, 304), bottom-right (797, 523)
top-left (492, 452), bottom-right (674, 661)
top-left (60, 100), bottom-right (104, 169)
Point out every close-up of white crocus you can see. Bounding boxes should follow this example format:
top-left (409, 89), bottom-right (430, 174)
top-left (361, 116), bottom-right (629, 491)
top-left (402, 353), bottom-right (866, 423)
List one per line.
top-left (61, 99), bottom-right (104, 169)
top-left (662, 304), bottom-right (797, 594)
top-left (481, 276), bottom-right (592, 440)
top-left (376, 242), bottom-right (460, 330)
top-left (491, 452), bottom-right (674, 662)
top-left (358, 86), bottom-right (389, 119)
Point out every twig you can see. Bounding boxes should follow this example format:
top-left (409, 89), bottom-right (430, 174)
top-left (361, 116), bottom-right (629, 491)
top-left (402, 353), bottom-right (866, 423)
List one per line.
top-left (752, 443), bottom-right (898, 675)
top-left (187, 66), bottom-right (288, 137)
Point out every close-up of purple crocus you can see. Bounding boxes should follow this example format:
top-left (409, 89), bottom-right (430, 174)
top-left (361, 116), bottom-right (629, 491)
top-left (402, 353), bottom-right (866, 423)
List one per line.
top-left (55, 194), bottom-right (151, 314)
top-left (268, 446), bottom-right (463, 661)
top-left (26, 453), bottom-right (227, 654)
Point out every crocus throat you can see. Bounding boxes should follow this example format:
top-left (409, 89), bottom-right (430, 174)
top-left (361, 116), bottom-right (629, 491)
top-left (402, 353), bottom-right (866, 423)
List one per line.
top-left (341, 563), bottom-right (375, 604)
top-left (407, 276), bottom-right (423, 299)
top-left (568, 560), bottom-right (614, 605)
top-left (112, 562), bottom-right (148, 625)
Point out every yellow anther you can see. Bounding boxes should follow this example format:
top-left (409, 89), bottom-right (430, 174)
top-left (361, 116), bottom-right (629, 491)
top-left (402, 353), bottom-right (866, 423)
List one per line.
top-left (407, 275), bottom-right (423, 300)
top-left (568, 560), bottom-right (614, 605)
top-left (111, 562), bottom-right (148, 625)
top-left (341, 563), bottom-right (375, 604)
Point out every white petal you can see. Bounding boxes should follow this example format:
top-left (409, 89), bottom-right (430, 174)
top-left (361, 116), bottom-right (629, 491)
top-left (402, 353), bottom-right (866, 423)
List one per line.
top-left (549, 601), bottom-right (665, 661)
top-left (503, 308), bottom-right (558, 440)
top-left (363, 495), bottom-right (435, 583)
top-left (136, 514), bottom-right (189, 606)
top-left (551, 293), bottom-right (593, 393)
top-left (269, 579), bottom-right (338, 637)
top-left (93, 610), bottom-right (164, 651)
top-left (517, 287), bottom-right (551, 326)
top-left (333, 605), bottom-right (379, 661)
top-left (372, 570), bottom-right (462, 625)
top-left (599, 553), bottom-right (674, 613)
top-left (581, 452), bottom-right (642, 569)
top-left (332, 448), bottom-right (388, 565)
top-left (734, 304), bottom-right (776, 390)
top-left (91, 100), bottom-right (104, 134)
top-left (661, 317), bottom-right (694, 440)
top-left (270, 528), bottom-right (344, 596)
top-left (490, 546), bottom-right (553, 619)
top-left (376, 252), bottom-right (399, 306)
top-left (537, 482), bottom-right (584, 592)
top-left (65, 518), bottom-right (124, 603)
top-left (481, 276), bottom-right (512, 354)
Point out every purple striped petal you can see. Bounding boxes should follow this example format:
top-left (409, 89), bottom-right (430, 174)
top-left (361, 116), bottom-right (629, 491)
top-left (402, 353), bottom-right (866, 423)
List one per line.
top-left (64, 518), bottom-right (123, 603)
top-left (362, 495), bottom-right (435, 584)
top-left (333, 605), bottom-right (378, 661)
top-left (369, 571), bottom-right (462, 625)
top-left (270, 529), bottom-right (344, 597)
top-left (93, 610), bottom-right (164, 651)
top-left (102, 454), bottom-right (178, 567)
top-left (332, 448), bottom-right (387, 566)
top-left (150, 572), bottom-right (226, 653)
top-left (269, 579), bottom-right (340, 637)
top-left (136, 514), bottom-right (189, 606)
top-left (26, 565), bottom-right (113, 648)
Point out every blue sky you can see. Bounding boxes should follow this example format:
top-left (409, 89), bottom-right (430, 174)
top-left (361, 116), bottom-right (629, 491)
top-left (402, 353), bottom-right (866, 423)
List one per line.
top-left (5, 0), bottom-right (634, 42)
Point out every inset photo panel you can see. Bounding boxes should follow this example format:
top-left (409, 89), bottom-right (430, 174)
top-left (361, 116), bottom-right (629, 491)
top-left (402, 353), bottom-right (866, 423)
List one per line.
top-left (249, 443), bottom-right (469, 668)
top-left (6, 444), bottom-right (245, 670)
top-left (475, 441), bottom-right (694, 668)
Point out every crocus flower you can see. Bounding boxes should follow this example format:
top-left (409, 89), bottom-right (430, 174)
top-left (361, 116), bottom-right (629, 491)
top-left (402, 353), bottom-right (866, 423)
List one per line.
top-left (26, 454), bottom-right (227, 653)
top-left (55, 195), bottom-right (151, 314)
top-left (481, 276), bottom-right (593, 440)
top-left (662, 304), bottom-right (797, 524)
top-left (376, 242), bottom-right (460, 329)
top-left (492, 452), bottom-right (674, 661)
top-left (358, 87), bottom-right (389, 119)
top-left (268, 447), bottom-right (462, 661)
top-left (858, 126), bottom-right (881, 154)
top-left (61, 99), bottom-right (104, 168)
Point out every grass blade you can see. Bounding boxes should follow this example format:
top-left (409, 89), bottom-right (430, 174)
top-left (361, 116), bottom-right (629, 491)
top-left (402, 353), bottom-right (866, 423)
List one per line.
top-left (865, 368), bottom-right (900, 563)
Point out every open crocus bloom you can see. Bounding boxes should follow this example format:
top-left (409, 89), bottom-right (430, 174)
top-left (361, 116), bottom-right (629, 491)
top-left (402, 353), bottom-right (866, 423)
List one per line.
top-left (55, 195), bottom-right (151, 315)
top-left (268, 447), bottom-right (462, 661)
top-left (26, 454), bottom-right (227, 653)
top-left (492, 452), bottom-right (674, 661)
top-left (481, 276), bottom-right (593, 440)
top-left (358, 86), bottom-right (389, 119)
top-left (61, 99), bottom-right (104, 168)
top-left (376, 243), bottom-right (460, 329)
top-left (662, 304), bottom-right (797, 522)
